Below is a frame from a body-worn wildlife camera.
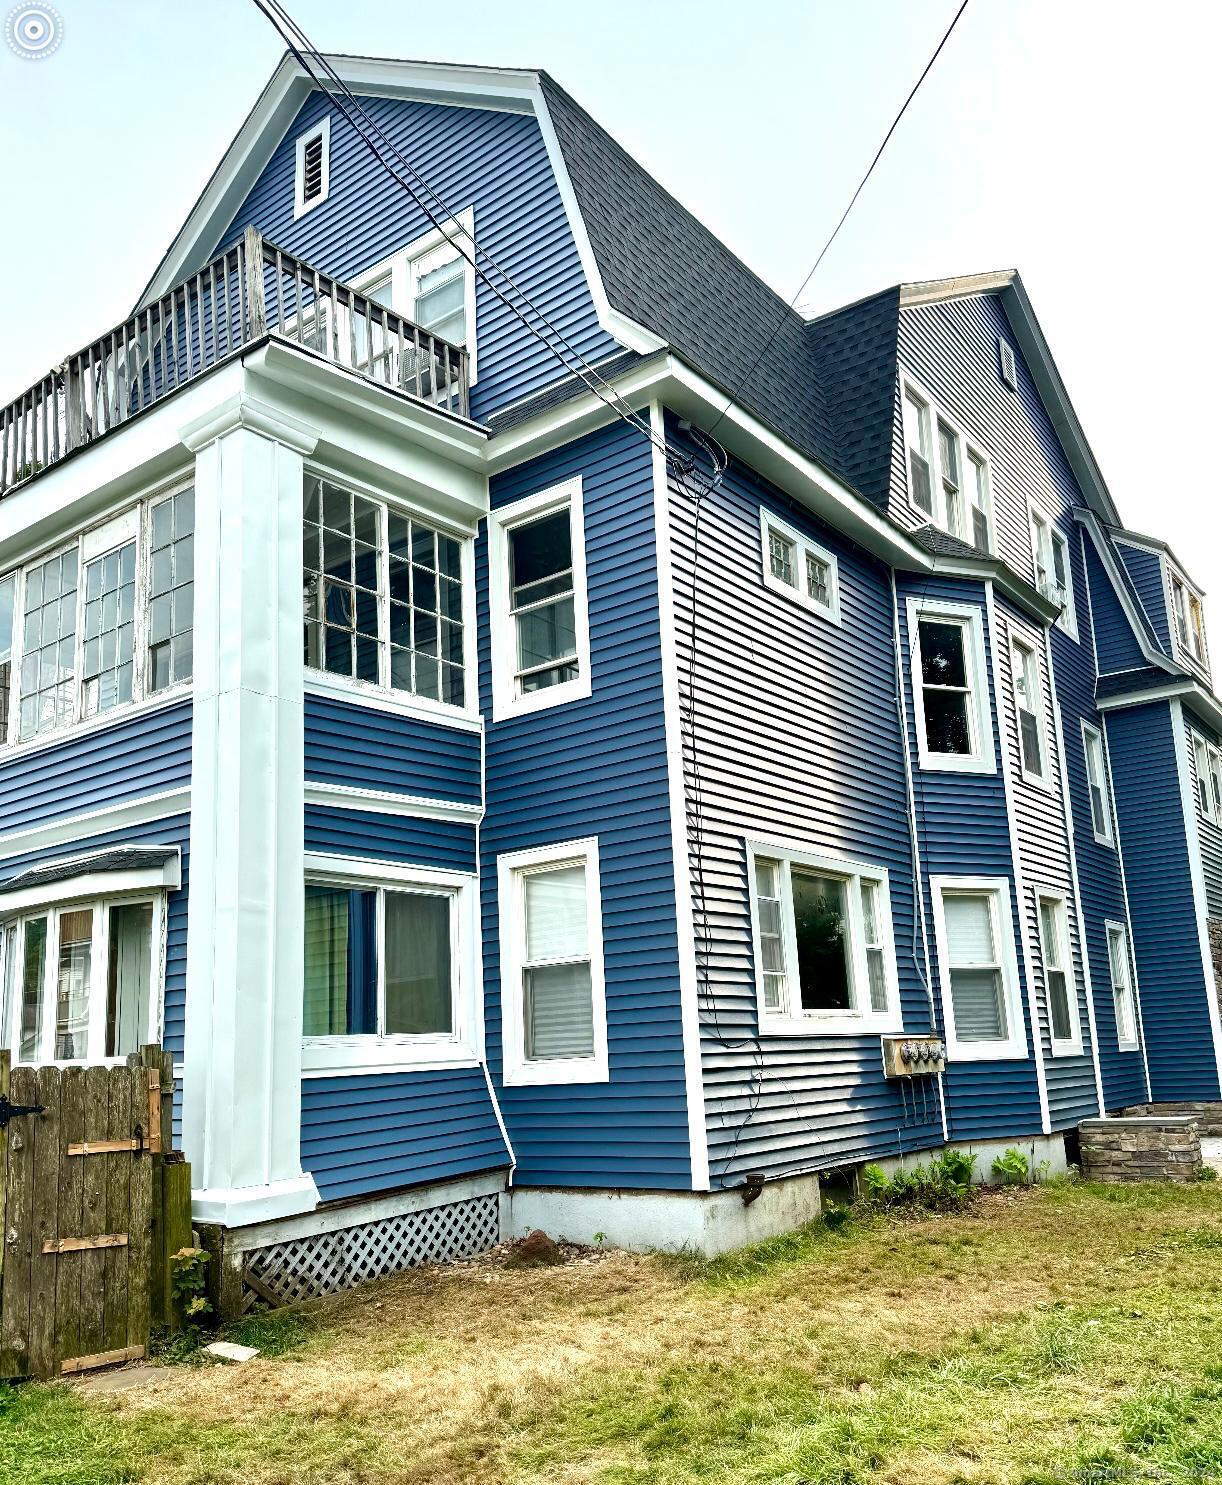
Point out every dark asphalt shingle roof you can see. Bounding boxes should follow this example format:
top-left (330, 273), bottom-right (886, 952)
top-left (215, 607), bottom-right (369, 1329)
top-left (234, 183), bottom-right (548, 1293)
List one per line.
top-left (1095, 667), bottom-right (1174, 701)
top-left (908, 523), bottom-right (985, 560)
top-left (0, 847), bottom-right (178, 896)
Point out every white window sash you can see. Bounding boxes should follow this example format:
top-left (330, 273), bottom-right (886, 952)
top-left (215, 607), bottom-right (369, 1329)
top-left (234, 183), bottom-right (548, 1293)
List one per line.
top-left (907, 598), bottom-right (996, 775)
top-left (1081, 721), bottom-right (1115, 846)
top-left (1037, 891), bottom-right (1081, 1055)
top-left (931, 876), bottom-right (1027, 1061)
top-left (1105, 921), bottom-right (1139, 1050)
top-left (758, 509), bottom-right (841, 623)
top-left (1010, 636), bottom-right (1049, 786)
top-left (899, 374), bottom-right (994, 552)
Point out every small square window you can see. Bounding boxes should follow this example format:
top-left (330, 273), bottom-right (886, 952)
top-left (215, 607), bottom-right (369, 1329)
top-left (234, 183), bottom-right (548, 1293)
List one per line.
top-left (759, 510), bottom-right (840, 624)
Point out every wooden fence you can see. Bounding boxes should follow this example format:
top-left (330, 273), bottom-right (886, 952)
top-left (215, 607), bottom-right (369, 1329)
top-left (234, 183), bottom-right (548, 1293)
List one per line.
top-left (0, 1046), bottom-right (191, 1379)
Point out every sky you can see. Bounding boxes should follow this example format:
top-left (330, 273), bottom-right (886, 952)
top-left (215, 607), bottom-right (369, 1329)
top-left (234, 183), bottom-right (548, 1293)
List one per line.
top-left (0, 0), bottom-right (1218, 583)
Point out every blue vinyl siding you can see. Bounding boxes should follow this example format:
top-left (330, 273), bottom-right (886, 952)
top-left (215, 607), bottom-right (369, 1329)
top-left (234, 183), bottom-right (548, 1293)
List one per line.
top-left (1115, 541), bottom-right (1171, 652)
top-left (0, 814), bottom-right (191, 1061)
top-left (995, 597), bottom-right (1097, 1128)
top-left (896, 575), bottom-right (1043, 1143)
top-left (1083, 539), bottom-right (1149, 674)
top-left (304, 693), bottom-right (481, 805)
top-left (1185, 712), bottom-right (1222, 919)
top-left (1106, 702), bottom-right (1219, 1101)
top-left (0, 701), bottom-right (191, 836)
top-left (665, 420), bottom-right (942, 1185)
top-left (301, 1067), bottom-right (510, 1202)
top-left (304, 805), bottom-right (477, 873)
top-left (218, 90), bottom-right (617, 420)
top-left (480, 420), bottom-right (691, 1190)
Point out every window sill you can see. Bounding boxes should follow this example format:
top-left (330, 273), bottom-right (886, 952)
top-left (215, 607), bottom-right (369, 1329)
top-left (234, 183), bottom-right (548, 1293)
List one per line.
top-left (491, 673), bottom-right (592, 725)
top-left (0, 684), bottom-right (192, 765)
top-left (762, 574), bottom-right (841, 626)
top-left (1049, 1040), bottom-right (1085, 1059)
top-left (760, 1013), bottom-right (902, 1038)
top-left (946, 1038), bottom-right (1029, 1063)
top-left (1091, 832), bottom-right (1116, 850)
top-left (301, 1036), bottom-right (480, 1078)
top-left (305, 671), bottom-right (481, 732)
top-left (502, 1054), bottom-right (609, 1087)
top-left (1019, 768), bottom-right (1056, 794)
top-left (917, 753), bottom-right (996, 776)
top-left (1116, 1041), bottom-right (1142, 1054)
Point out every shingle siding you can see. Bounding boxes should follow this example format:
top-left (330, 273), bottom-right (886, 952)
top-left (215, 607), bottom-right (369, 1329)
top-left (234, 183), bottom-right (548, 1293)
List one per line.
top-left (479, 420), bottom-right (690, 1190)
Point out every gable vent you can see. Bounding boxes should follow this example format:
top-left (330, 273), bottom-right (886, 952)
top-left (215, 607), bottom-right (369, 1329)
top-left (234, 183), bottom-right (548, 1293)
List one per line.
top-left (999, 338), bottom-right (1018, 390)
top-left (302, 134), bottom-right (325, 203)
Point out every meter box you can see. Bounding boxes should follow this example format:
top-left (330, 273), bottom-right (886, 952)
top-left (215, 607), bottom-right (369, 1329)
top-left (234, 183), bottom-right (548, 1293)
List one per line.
top-left (882, 1035), bottom-right (946, 1078)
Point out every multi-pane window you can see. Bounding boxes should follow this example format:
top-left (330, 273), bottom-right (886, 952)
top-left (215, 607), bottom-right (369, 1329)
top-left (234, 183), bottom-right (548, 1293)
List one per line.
top-left (4, 897), bottom-right (158, 1064)
top-left (760, 511), bottom-right (840, 621)
top-left (498, 839), bottom-right (606, 1084)
top-left (82, 541), bottom-right (137, 717)
top-left (1081, 722), bottom-right (1114, 844)
top-left (302, 475), bottom-right (466, 707)
top-left (1030, 508), bottom-right (1077, 637)
top-left (912, 606), bottom-right (992, 770)
top-left (0, 573), bottom-right (12, 743)
top-left (20, 548), bottom-right (77, 740)
top-left (935, 883), bottom-right (1024, 1056)
top-left (509, 508), bottom-right (578, 695)
top-left (303, 882), bottom-right (455, 1039)
top-left (1011, 637), bottom-right (1047, 782)
top-left (148, 488), bottom-right (194, 693)
top-left (1171, 573), bottom-right (1207, 667)
top-left (1106, 922), bottom-right (1138, 1047)
top-left (901, 381), bottom-right (992, 552)
top-left (749, 847), bottom-right (897, 1028)
top-left (1037, 894), bottom-right (1076, 1048)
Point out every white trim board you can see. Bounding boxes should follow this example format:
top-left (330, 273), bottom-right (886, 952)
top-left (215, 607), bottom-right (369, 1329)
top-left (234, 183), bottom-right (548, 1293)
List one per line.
top-left (0, 789), bottom-right (191, 864)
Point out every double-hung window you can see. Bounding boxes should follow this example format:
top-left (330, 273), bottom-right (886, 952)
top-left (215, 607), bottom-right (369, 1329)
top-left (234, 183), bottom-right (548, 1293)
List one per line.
top-left (302, 474), bottom-right (468, 709)
top-left (900, 379), bottom-right (993, 553)
top-left (1105, 921), bottom-right (1139, 1049)
top-left (932, 877), bottom-right (1026, 1060)
top-left (1030, 507), bottom-right (1077, 638)
top-left (1081, 722), bottom-right (1115, 845)
top-left (498, 839), bottom-right (607, 1085)
top-left (2, 894), bottom-right (164, 1065)
top-left (1010, 636), bottom-right (1048, 785)
top-left (301, 863), bottom-right (473, 1074)
top-left (1037, 892), bottom-right (1080, 1054)
top-left (749, 843), bottom-right (899, 1033)
top-left (489, 477), bottom-right (591, 719)
top-left (1170, 572), bottom-right (1208, 669)
top-left (759, 509), bottom-right (840, 623)
top-left (908, 599), bottom-right (994, 773)
top-left (0, 487), bottom-right (194, 750)
top-left (1190, 732), bottom-right (1222, 828)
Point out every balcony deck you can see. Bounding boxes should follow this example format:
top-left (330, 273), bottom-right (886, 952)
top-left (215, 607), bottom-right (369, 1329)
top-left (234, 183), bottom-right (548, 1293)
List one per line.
top-left (0, 227), bottom-right (471, 497)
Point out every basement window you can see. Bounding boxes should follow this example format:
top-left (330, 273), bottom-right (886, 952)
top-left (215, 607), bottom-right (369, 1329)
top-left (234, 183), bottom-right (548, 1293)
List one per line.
top-left (294, 117), bottom-right (331, 218)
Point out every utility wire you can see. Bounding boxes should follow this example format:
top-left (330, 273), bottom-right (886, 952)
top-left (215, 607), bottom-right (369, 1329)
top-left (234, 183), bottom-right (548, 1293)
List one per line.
top-left (706, 0), bottom-right (972, 438)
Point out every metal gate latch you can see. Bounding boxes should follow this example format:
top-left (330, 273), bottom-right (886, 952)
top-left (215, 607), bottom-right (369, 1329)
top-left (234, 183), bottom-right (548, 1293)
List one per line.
top-left (0, 1093), bottom-right (46, 1128)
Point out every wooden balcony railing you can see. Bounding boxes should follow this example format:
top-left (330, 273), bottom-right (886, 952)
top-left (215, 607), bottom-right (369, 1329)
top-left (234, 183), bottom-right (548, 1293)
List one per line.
top-left (0, 227), bottom-right (470, 497)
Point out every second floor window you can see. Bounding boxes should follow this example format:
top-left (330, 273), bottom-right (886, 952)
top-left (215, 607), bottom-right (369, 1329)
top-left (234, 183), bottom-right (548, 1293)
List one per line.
top-left (908, 600), bottom-right (994, 774)
top-left (0, 487), bottom-right (194, 749)
top-left (1010, 637), bottom-right (1048, 784)
top-left (302, 475), bottom-right (466, 708)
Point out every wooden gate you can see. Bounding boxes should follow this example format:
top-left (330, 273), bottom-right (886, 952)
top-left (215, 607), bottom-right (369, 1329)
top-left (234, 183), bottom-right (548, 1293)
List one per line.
top-left (0, 1046), bottom-right (180, 1379)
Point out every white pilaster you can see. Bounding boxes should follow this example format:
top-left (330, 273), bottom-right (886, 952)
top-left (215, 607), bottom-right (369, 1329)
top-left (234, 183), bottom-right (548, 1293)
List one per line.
top-left (180, 398), bottom-right (321, 1226)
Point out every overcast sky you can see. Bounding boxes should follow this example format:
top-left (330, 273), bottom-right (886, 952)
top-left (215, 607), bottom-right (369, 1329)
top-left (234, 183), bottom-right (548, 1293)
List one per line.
top-left (1, 0), bottom-right (1217, 583)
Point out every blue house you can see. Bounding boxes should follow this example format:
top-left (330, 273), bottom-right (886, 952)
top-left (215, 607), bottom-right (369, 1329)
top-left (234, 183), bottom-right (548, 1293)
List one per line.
top-left (2, 55), bottom-right (1219, 1299)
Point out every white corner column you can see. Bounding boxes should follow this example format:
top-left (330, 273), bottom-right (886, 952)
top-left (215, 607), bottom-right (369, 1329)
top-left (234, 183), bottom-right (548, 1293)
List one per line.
top-left (180, 393), bottom-right (321, 1226)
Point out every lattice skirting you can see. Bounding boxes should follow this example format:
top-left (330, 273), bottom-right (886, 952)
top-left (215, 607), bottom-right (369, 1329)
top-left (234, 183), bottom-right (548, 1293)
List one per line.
top-left (241, 1192), bottom-right (501, 1307)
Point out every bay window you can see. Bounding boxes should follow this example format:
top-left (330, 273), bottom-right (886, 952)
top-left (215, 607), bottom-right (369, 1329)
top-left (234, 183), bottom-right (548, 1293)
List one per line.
top-left (498, 838), bottom-right (607, 1084)
top-left (900, 379), bottom-right (993, 552)
top-left (490, 477), bottom-right (591, 720)
top-left (908, 598), bottom-right (994, 774)
top-left (932, 877), bottom-right (1026, 1060)
top-left (302, 474), bottom-right (468, 708)
top-left (0, 484), bottom-right (194, 750)
top-left (1030, 507), bottom-right (1077, 638)
top-left (748, 842), bottom-right (899, 1032)
top-left (2, 895), bottom-right (161, 1065)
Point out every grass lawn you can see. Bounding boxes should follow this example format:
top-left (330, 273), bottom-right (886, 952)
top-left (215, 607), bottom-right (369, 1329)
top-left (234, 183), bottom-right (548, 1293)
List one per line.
top-left (5, 1181), bottom-right (1222, 1484)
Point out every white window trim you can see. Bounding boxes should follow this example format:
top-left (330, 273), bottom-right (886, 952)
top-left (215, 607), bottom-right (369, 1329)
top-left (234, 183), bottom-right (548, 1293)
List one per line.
top-left (488, 476), bottom-right (592, 723)
top-left (758, 508), bottom-right (841, 624)
top-left (1080, 720), bottom-right (1116, 847)
top-left (1105, 918), bottom-right (1140, 1052)
top-left (1, 479), bottom-right (193, 754)
top-left (1029, 501), bottom-right (1079, 641)
top-left (1010, 633), bottom-right (1052, 791)
top-left (497, 836), bottom-right (608, 1086)
top-left (930, 875), bottom-right (1028, 1062)
top-left (906, 597), bottom-right (996, 775)
top-left (1165, 564), bottom-right (1209, 674)
top-left (293, 115), bottom-right (331, 219)
top-left (300, 854), bottom-right (481, 1077)
top-left (1190, 732), bottom-right (1221, 827)
top-left (302, 466), bottom-right (478, 722)
top-left (899, 372), bottom-right (994, 553)
top-left (1034, 887), bottom-right (1082, 1057)
top-left (349, 207), bottom-right (478, 384)
top-left (3, 890), bottom-right (167, 1067)
top-left (746, 838), bottom-right (902, 1036)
